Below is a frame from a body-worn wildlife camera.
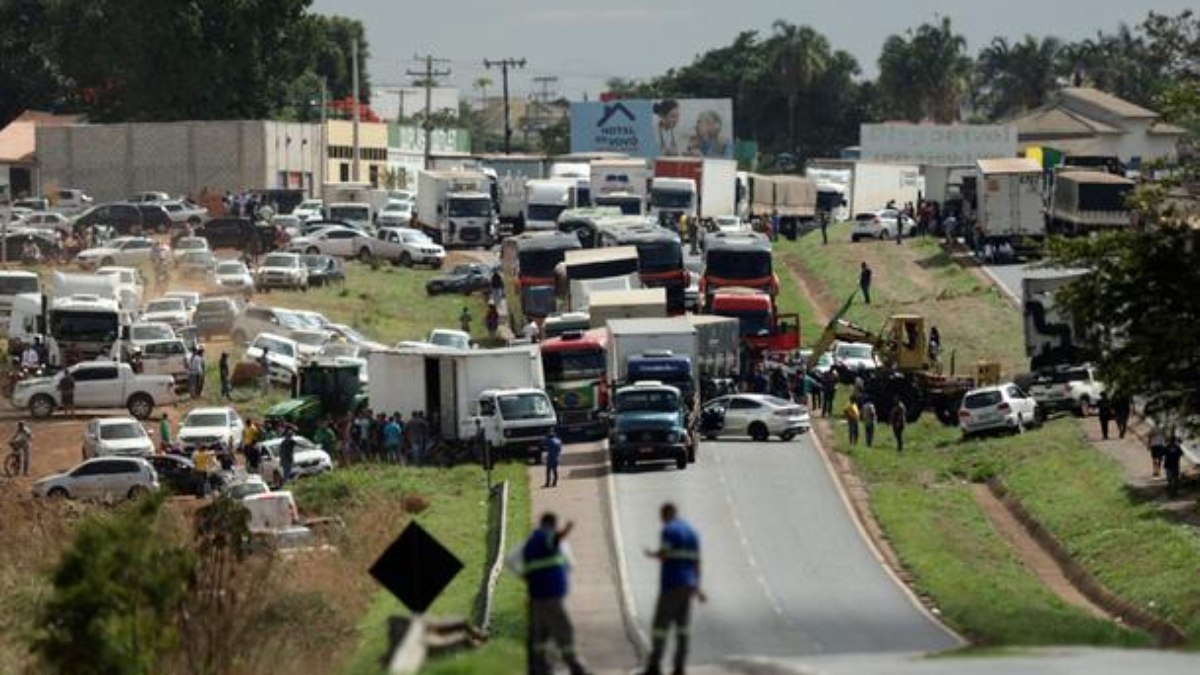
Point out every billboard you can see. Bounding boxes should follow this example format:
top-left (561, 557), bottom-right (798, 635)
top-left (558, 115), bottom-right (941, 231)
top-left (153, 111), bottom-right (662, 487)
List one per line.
top-left (860, 123), bottom-right (1018, 165)
top-left (570, 98), bottom-right (734, 160)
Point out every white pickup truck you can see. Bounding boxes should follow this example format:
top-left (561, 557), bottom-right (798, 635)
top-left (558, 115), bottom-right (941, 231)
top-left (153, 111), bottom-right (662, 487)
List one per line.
top-left (12, 360), bottom-right (177, 419)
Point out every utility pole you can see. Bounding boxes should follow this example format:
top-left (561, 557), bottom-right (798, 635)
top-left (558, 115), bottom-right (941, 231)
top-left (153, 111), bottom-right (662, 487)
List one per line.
top-left (483, 58), bottom-right (526, 154)
top-left (530, 75), bottom-right (558, 137)
top-left (319, 77), bottom-right (327, 194)
top-left (351, 36), bottom-right (361, 183)
top-left (408, 55), bottom-right (452, 169)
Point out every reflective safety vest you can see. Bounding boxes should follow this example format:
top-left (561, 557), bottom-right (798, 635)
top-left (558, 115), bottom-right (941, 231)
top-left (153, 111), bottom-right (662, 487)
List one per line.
top-left (660, 519), bottom-right (700, 590)
top-left (523, 528), bottom-right (568, 599)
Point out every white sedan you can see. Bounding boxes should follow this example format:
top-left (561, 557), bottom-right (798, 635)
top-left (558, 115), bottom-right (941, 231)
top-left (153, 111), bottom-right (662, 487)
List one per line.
top-left (257, 436), bottom-right (334, 488)
top-left (76, 236), bottom-right (159, 268)
top-left (288, 226), bottom-right (375, 261)
top-left (172, 236), bottom-right (211, 261)
top-left (82, 417), bottom-right (155, 459)
top-left (959, 383), bottom-right (1042, 438)
top-left (701, 393), bottom-right (811, 442)
top-left (850, 210), bottom-right (917, 241)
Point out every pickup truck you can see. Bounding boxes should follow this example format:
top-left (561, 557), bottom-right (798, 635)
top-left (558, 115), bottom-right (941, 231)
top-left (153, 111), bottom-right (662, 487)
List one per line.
top-left (12, 360), bottom-right (177, 419)
top-left (372, 227), bottom-right (446, 268)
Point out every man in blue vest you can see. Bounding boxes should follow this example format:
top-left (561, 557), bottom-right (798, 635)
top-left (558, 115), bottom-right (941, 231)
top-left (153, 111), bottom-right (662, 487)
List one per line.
top-left (642, 502), bottom-right (704, 675)
top-left (507, 512), bottom-right (590, 675)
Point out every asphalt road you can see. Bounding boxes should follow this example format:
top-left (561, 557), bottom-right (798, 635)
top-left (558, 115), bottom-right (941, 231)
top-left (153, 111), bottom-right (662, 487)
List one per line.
top-left (610, 434), bottom-right (960, 665)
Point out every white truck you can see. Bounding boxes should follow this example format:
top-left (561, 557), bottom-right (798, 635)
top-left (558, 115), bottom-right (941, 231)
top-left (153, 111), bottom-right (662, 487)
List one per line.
top-left (524, 178), bottom-right (581, 232)
top-left (1022, 270), bottom-right (1090, 371)
top-left (53, 271), bottom-right (127, 315)
top-left (591, 159), bottom-right (650, 216)
top-left (478, 154), bottom-right (548, 237)
top-left (846, 162), bottom-right (922, 218)
top-left (367, 346), bottom-right (557, 460)
top-left (975, 158), bottom-right (1045, 243)
top-left (649, 157), bottom-right (738, 223)
top-left (606, 317), bottom-right (699, 391)
top-left (0, 271), bottom-right (40, 332)
top-left (12, 360), bottom-right (177, 419)
top-left (9, 291), bottom-right (125, 367)
top-left (415, 170), bottom-right (496, 248)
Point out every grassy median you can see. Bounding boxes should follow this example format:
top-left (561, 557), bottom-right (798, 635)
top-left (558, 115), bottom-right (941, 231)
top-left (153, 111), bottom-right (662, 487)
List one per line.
top-left (779, 225), bottom-right (1200, 646)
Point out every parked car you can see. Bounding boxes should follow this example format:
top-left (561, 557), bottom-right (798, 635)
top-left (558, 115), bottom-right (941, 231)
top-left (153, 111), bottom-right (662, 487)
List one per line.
top-left (194, 296), bottom-right (242, 337)
top-left (257, 436), bottom-right (334, 487)
top-left (20, 211), bottom-right (73, 234)
top-left (76, 236), bottom-right (158, 269)
top-left (177, 250), bottom-right (216, 277)
top-left (135, 203), bottom-right (174, 234)
top-left (831, 341), bottom-right (880, 382)
top-left (374, 227), bottom-right (445, 267)
top-left (0, 230), bottom-right (61, 262)
top-left (428, 328), bottom-right (471, 350)
top-left (325, 203), bottom-right (373, 231)
top-left (209, 260), bottom-right (255, 295)
top-left (127, 191), bottom-right (171, 203)
top-left (229, 305), bottom-right (309, 344)
top-left (288, 225), bottom-right (375, 261)
top-left (125, 321), bottom-right (177, 350)
top-left (376, 200), bottom-right (414, 228)
top-left (141, 297), bottom-right (190, 330)
top-left (850, 209), bottom-right (917, 242)
top-left (172, 236), bottom-right (211, 261)
top-left (82, 417), bottom-right (155, 459)
top-left (12, 360), bottom-right (177, 419)
top-left (301, 254), bottom-right (345, 287)
top-left (160, 200), bottom-right (208, 227)
top-left (255, 252), bottom-right (308, 291)
top-left (53, 188), bottom-right (93, 214)
top-left (243, 332), bottom-right (301, 384)
top-left (425, 263), bottom-right (493, 295)
top-left (327, 323), bottom-right (386, 350)
top-left (147, 454), bottom-right (225, 498)
top-left (198, 217), bottom-right (276, 252)
top-left (958, 383), bottom-right (1042, 438)
top-left (701, 393), bottom-right (811, 441)
top-left (293, 199), bottom-right (324, 222)
top-left (221, 474), bottom-right (270, 500)
top-left (290, 329), bottom-right (333, 360)
top-left (178, 406), bottom-right (245, 453)
top-left (1026, 365), bottom-right (1105, 416)
top-left (163, 291), bottom-right (201, 314)
top-left (74, 203), bottom-right (144, 235)
top-left (32, 456), bottom-right (159, 501)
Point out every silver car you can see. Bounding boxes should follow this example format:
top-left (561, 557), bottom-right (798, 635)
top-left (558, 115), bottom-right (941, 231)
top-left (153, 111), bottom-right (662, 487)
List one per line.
top-left (701, 393), bottom-right (811, 442)
top-left (32, 456), bottom-right (159, 501)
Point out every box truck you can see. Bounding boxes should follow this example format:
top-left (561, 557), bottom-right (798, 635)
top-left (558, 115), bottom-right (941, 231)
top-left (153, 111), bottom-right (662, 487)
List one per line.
top-left (649, 158), bottom-right (738, 223)
top-left (587, 288), bottom-right (667, 328)
top-left (478, 154), bottom-right (547, 237)
top-left (1046, 169), bottom-right (1134, 236)
top-left (415, 170), bottom-right (496, 248)
top-left (591, 159), bottom-right (650, 215)
top-left (846, 162), bottom-right (922, 218)
top-left (975, 158), bottom-right (1045, 243)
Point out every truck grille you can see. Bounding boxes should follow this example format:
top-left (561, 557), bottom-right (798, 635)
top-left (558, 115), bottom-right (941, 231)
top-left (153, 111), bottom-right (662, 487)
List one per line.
top-left (507, 425), bottom-right (553, 440)
top-left (631, 430), bottom-right (668, 444)
top-left (459, 227), bottom-right (481, 242)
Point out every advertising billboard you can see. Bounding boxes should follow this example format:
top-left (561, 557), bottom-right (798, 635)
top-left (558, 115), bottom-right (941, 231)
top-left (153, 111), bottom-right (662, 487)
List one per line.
top-left (570, 98), bottom-right (734, 160)
top-left (860, 123), bottom-right (1018, 165)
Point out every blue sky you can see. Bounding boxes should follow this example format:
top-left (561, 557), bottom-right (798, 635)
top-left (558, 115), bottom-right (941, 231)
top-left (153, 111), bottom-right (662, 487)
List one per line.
top-left (313, 0), bottom-right (1193, 100)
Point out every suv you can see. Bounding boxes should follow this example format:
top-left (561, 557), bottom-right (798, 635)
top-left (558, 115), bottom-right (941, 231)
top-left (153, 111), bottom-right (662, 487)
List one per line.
top-left (32, 456), bottom-right (159, 501)
top-left (135, 203), bottom-right (173, 234)
top-left (82, 417), bottom-right (155, 459)
top-left (958, 383), bottom-right (1042, 438)
top-left (75, 203), bottom-right (144, 235)
top-left (195, 296), bottom-right (242, 337)
top-left (255, 252), bottom-right (308, 291)
top-left (199, 217), bottom-right (276, 252)
top-left (230, 305), bottom-right (305, 344)
top-left (1026, 365), bottom-right (1104, 416)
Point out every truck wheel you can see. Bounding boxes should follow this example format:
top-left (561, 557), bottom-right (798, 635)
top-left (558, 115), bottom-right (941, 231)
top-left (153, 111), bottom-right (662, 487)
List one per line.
top-left (306, 246), bottom-right (319, 255)
top-left (676, 455), bottom-right (687, 470)
top-left (127, 393), bottom-right (154, 420)
top-left (749, 422), bottom-right (770, 442)
top-left (358, 247), bottom-right (372, 263)
top-left (29, 394), bottom-right (55, 419)
top-left (400, 252), bottom-right (413, 267)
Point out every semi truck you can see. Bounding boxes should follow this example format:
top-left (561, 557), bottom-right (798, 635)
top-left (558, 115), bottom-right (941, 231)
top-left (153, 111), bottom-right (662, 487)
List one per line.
top-left (686, 314), bottom-right (741, 385)
top-left (415, 170), bottom-right (496, 248)
top-left (587, 288), bottom-right (667, 328)
top-left (590, 159), bottom-right (650, 216)
top-left (975, 158), bottom-right (1045, 246)
top-left (525, 178), bottom-right (582, 232)
top-left (540, 328), bottom-right (609, 441)
top-left (1022, 270), bottom-right (1092, 370)
top-left (478, 154), bottom-right (548, 237)
top-left (709, 288), bottom-right (800, 356)
top-left (609, 380), bottom-right (691, 471)
top-left (649, 158), bottom-right (738, 224)
top-left (1046, 169), bottom-right (1134, 236)
top-left (367, 346), bottom-right (557, 461)
top-left (699, 231), bottom-right (777, 303)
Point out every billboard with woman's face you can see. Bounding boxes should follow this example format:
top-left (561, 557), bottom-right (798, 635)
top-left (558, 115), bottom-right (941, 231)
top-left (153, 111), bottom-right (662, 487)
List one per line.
top-left (570, 98), bottom-right (733, 159)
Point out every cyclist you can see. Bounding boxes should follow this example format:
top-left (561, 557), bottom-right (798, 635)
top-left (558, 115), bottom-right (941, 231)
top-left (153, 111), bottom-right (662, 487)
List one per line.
top-left (10, 422), bottom-right (32, 477)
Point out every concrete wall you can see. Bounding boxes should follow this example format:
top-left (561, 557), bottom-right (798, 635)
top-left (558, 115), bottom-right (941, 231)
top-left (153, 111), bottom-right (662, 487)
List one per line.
top-left (37, 121), bottom-right (323, 201)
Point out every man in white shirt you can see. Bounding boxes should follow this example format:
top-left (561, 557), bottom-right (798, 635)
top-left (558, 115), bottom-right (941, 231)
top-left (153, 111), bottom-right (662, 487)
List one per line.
top-left (20, 341), bottom-right (41, 370)
top-left (188, 348), bottom-right (206, 398)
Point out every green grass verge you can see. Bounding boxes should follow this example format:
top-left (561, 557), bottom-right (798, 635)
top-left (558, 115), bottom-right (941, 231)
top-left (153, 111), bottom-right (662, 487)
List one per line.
top-left (292, 464), bottom-right (531, 675)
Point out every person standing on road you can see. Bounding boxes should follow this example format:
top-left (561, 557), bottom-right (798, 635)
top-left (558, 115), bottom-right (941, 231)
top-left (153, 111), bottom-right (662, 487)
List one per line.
top-left (57, 367), bottom-right (75, 418)
top-left (642, 502), bottom-right (704, 675)
top-left (1097, 391), bottom-right (1113, 440)
top-left (859, 262), bottom-right (873, 304)
top-left (542, 428), bottom-right (562, 488)
top-left (1163, 437), bottom-right (1185, 498)
top-left (1113, 392), bottom-right (1131, 439)
top-left (861, 398), bottom-right (878, 447)
top-left (844, 398), bottom-right (860, 445)
top-left (1149, 426), bottom-right (1167, 477)
top-left (506, 512), bottom-right (591, 675)
top-left (821, 370), bottom-right (836, 418)
top-left (188, 348), bottom-right (206, 398)
top-left (890, 399), bottom-right (908, 452)
top-left (218, 352), bottom-right (231, 400)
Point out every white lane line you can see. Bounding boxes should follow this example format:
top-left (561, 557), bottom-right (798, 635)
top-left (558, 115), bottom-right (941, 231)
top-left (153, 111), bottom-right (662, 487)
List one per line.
top-left (605, 460), bottom-right (650, 655)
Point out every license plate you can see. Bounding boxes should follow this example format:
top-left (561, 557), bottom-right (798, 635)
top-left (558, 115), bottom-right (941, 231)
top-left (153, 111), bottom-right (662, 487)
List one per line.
top-left (977, 413), bottom-right (999, 423)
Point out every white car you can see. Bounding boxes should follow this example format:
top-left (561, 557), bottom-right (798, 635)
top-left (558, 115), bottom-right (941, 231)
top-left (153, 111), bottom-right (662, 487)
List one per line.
top-left (126, 321), bottom-right (177, 350)
top-left (288, 225), bottom-right (375, 261)
top-left (257, 436), bottom-right (334, 488)
top-left (244, 332), bottom-right (301, 384)
top-left (254, 252), bottom-right (308, 291)
top-left (293, 199), bottom-right (325, 222)
top-left (76, 236), bottom-right (158, 268)
top-left (172, 236), bottom-right (210, 261)
top-left (141, 297), bottom-right (190, 330)
top-left (327, 323), bottom-right (387, 351)
top-left (376, 200), bottom-right (414, 228)
top-left (701, 393), bottom-right (811, 442)
top-left (374, 227), bottom-right (445, 268)
top-left (222, 474), bottom-right (271, 500)
top-left (959, 383), bottom-right (1042, 438)
top-left (163, 291), bottom-right (200, 314)
top-left (95, 265), bottom-right (145, 308)
top-left (712, 215), bottom-right (747, 234)
top-left (429, 328), bottom-right (471, 350)
top-left (832, 341), bottom-right (880, 380)
top-left (290, 329), bottom-right (333, 360)
top-left (82, 417), bottom-right (155, 459)
top-left (850, 209), bottom-right (917, 241)
top-left (210, 259), bottom-right (255, 293)
top-left (127, 191), bottom-right (172, 203)
top-left (178, 406), bottom-right (245, 452)
top-left (1026, 365), bottom-right (1105, 415)
top-left (21, 211), bottom-right (73, 234)
top-left (32, 456), bottom-right (159, 501)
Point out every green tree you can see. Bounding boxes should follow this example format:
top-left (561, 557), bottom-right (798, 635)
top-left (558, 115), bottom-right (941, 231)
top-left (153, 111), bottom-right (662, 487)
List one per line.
top-left (305, 14), bottom-right (371, 103)
top-left (878, 17), bottom-right (973, 122)
top-left (0, 0), bottom-right (62, 126)
top-left (976, 35), bottom-right (1063, 119)
top-left (766, 22), bottom-right (830, 153)
top-left (34, 496), bottom-right (194, 675)
top-left (539, 117), bottom-right (570, 155)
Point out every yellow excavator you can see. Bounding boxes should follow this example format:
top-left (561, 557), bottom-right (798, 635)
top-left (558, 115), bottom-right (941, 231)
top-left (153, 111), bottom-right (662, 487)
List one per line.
top-left (806, 293), bottom-right (983, 425)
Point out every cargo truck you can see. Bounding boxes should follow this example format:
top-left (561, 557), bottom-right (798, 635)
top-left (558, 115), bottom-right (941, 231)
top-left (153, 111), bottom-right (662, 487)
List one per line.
top-left (525, 178), bottom-right (581, 232)
top-left (1046, 169), bottom-right (1134, 235)
top-left (1022, 270), bottom-right (1092, 371)
top-left (846, 162), bottom-right (922, 218)
top-left (540, 328), bottom-right (609, 441)
top-left (367, 346), bottom-right (556, 461)
top-left (699, 231), bottom-right (777, 303)
top-left (415, 170), bottom-right (496, 248)
top-left (501, 232), bottom-right (582, 329)
top-left (478, 154), bottom-right (547, 237)
top-left (975, 158), bottom-right (1045, 248)
top-left (746, 174), bottom-right (777, 218)
top-left (587, 288), bottom-right (667, 328)
top-left (560, 246), bottom-right (641, 313)
top-left (591, 159), bottom-right (650, 215)
top-left (649, 158), bottom-right (738, 225)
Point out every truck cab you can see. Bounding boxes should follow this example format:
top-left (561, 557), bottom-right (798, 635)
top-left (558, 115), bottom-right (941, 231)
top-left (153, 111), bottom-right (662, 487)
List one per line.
top-left (525, 179), bottom-right (579, 232)
top-left (475, 388), bottom-right (558, 461)
top-left (711, 288), bottom-right (801, 353)
top-left (649, 177), bottom-right (696, 223)
top-left (609, 381), bottom-right (689, 471)
top-left (541, 329), bottom-right (609, 441)
top-left (700, 232), bottom-right (777, 304)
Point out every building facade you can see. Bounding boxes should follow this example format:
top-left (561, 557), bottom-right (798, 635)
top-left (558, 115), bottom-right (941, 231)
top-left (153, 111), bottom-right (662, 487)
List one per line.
top-left (324, 119), bottom-right (389, 186)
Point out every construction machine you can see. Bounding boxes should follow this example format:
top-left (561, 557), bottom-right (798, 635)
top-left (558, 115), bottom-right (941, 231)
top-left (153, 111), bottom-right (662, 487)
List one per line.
top-left (806, 294), bottom-right (979, 425)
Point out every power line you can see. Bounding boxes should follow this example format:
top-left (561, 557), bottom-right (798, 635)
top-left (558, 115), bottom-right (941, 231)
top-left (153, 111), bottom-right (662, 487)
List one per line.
top-left (483, 57), bottom-right (527, 155)
top-left (406, 54), bottom-right (452, 170)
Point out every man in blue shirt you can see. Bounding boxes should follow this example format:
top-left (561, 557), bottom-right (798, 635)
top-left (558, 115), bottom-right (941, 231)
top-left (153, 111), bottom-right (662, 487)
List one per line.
top-left (642, 503), bottom-right (704, 675)
top-left (542, 429), bottom-right (563, 487)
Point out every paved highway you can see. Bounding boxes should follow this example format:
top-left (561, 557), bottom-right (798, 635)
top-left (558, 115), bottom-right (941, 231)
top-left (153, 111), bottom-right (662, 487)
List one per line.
top-left (610, 434), bottom-right (960, 665)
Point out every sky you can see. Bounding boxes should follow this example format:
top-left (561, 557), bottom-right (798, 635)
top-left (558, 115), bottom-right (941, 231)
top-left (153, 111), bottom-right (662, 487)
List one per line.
top-left (312, 0), bottom-right (1194, 101)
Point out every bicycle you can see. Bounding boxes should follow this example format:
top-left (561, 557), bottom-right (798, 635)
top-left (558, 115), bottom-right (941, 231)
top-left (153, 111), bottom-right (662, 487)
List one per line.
top-left (3, 441), bottom-right (25, 478)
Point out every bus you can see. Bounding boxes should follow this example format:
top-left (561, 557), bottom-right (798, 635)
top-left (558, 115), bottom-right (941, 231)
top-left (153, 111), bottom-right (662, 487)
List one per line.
top-left (595, 219), bottom-right (686, 314)
top-left (700, 231), bottom-right (777, 306)
top-left (501, 232), bottom-right (582, 331)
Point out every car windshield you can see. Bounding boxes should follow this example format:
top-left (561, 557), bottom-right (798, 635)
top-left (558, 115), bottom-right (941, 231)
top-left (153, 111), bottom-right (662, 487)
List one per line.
top-left (497, 393), bottom-right (553, 420)
top-left (146, 299), bottom-right (185, 313)
top-left (964, 391), bottom-right (1003, 409)
top-left (543, 349), bottom-right (606, 380)
top-left (185, 412), bottom-right (229, 428)
top-left (254, 337), bottom-right (295, 357)
top-left (329, 206), bottom-right (369, 221)
top-left (182, 251), bottom-right (211, 263)
top-left (518, 250), bottom-right (566, 277)
top-left (299, 201), bottom-right (322, 210)
top-left (131, 324), bottom-right (174, 341)
top-left (448, 198), bottom-right (491, 218)
top-left (837, 344), bottom-right (873, 360)
top-left (264, 254), bottom-right (297, 268)
top-left (636, 241), bottom-right (682, 272)
top-left (430, 331), bottom-right (469, 349)
top-left (334, 325), bottom-right (366, 342)
top-left (650, 188), bottom-right (693, 209)
top-left (385, 202), bottom-right (411, 213)
top-left (616, 390), bottom-right (679, 412)
top-left (216, 262), bottom-right (246, 275)
top-left (51, 309), bottom-right (119, 342)
top-left (402, 232), bottom-right (432, 244)
top-left (100, 423), bottom-right (145, 440)
top-left (719, 308), bottom-right (772, 336)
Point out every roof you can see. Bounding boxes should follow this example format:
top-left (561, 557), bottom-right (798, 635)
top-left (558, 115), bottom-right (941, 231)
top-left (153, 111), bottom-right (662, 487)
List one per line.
top-left (1059, 87), bottom-right (1158, 119)
top-left (1149, 121), bottom-right (1188, 136)
top-left (563, 246), bottom-right (638, 267)
top-left (514, 231), bottom-right (581, 252)
top-left (976, 158), bottom-right (1042, 175)
top-left (1056, 169), bottom-right (1135, 185)
top-left (0, 111), bottom-right (84, 163)
top-left (703, 232), bottom-right (772, 252)
top-left (1011, 107), bottom-right (1121, 138)
top-left (606, 317), bottom-right (696, 336)
top-left (587, 287), bottom-right (666, 308)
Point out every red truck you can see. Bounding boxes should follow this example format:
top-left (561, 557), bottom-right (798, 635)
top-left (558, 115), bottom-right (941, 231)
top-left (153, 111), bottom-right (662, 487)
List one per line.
top-left (710, 288), bottom-right (800, 354)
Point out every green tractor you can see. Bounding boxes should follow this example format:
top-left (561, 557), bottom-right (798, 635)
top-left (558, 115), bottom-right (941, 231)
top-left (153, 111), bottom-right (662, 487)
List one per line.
top-left (265, 360), bottom-right (367, 436)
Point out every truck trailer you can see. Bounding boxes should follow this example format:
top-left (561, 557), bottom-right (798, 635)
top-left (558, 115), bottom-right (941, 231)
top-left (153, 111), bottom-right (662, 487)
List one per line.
top-left (649, 157), bottom-right (738, 223)
top-left (975, 158), bottom-right (1045, 245)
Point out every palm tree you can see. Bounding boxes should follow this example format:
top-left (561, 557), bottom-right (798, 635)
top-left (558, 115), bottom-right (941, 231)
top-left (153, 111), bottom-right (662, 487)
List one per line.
top-left (878, 17), bottom-right (972, 122)
top-left (768, 21), bottom-right (830, 151)
top-left (977, 35), bottom-right (1062, 119)
top-left (473, 76), bottom-right (492, 111)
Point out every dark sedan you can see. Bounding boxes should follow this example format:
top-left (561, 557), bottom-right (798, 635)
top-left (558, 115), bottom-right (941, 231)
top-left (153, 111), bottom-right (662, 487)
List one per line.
top-left (302, 254), bottom-right (345, 287)
top-left (198, 217), bottom-right (278, 252)
top-left (147, 454), bottom-right (225, 498)
top-left (425, 263), bottom-right (495, 295)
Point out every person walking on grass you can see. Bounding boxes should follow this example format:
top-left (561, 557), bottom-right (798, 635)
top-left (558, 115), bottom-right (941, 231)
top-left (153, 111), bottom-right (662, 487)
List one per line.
top-left (542, 428), bottom-right (563, 488)
top-left (890, 399), bottom-right (908, 452)
top-left (485, 302), bottom-right (500, 340)
top-left (821, 370), bottom-right (836, 418)
top-left (1163, 437), bottom-right (1185, 498)
top-left (641, 502), bottom-right (704, 675)
top-left (844, 398), bottom-right (860, 446)
top-left (1113, 392), bottom-right (1131, 439)
top-left (158, 413), bottom-right (172, 453)
top-left (1149, 426), bottom-right (1167, 477)
top-left (861, 398), bottom-right (878, 447)
top-left (859, 262), bottom-right (873, 305)
top-left (506, 513), bottom-right (591, 675)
